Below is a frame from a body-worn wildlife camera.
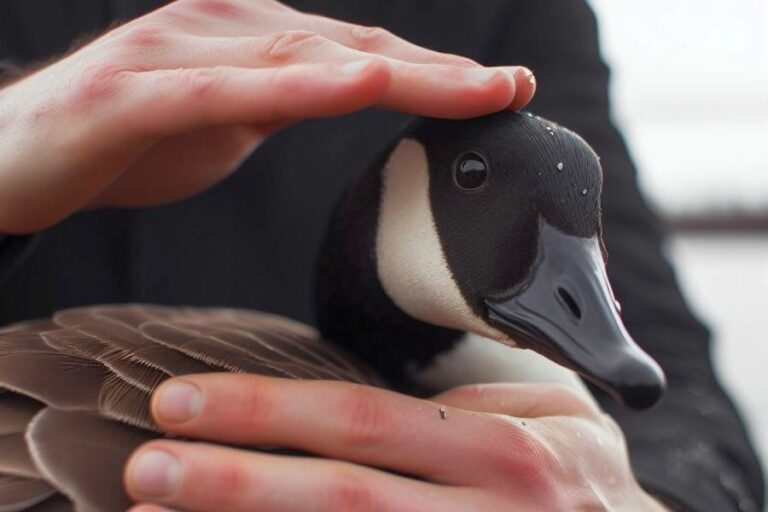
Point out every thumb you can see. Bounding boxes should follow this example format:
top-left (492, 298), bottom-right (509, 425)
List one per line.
top-left (433, 382), bottom-right (601, 420)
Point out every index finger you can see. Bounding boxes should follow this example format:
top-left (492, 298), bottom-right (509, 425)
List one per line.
top-left (305, 16), bottom-right (480, 67)
top-left (304, 16), bottom-right (537, 109)
top-left (148, 374), bottom-right (535, 486)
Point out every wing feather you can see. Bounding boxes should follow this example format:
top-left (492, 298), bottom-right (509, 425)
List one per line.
top-left (0, 475), bottom-right (55, 512)
top-left (139, 322), bottom-right (297, 378)
top-left (0, 434), bottom-right (39, 479)
top-left (26, 409), bottom-right (155, 512)
top-left (98, 376), bottom-right (155, 431)
top-left (25, 495), bottom-right (72, 512)
top-left (0, 350), bottom-right (106, 411)
top-left (0, 395), bottom-right (43, 437)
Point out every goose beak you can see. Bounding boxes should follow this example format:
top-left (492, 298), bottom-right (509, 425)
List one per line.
top-left (484, 222), bottom-right (666, 409)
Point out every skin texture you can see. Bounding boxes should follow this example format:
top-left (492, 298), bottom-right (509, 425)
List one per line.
top-left (124, 375), bottom-right (670, 511)
top-left (0, 0), bottom-right (535, 234)
top-left (0, 0), bottom-right (667, 509)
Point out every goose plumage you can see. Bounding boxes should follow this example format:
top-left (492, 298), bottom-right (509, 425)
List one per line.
top-left (1, 305), bottom-right (378, 512)
top-left (0, 112), bottom-right (665, 512)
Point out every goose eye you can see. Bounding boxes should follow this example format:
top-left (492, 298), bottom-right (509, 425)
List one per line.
top-left (454, 154), bottom-right (488, 191)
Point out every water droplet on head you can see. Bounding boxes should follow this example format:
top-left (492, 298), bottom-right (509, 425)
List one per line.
top-left (537, 171), bottom-right (542, 177)
top-left (581, 189), bottom-right (588, 196)
top-left (557, 162), bottom-right (564, 171)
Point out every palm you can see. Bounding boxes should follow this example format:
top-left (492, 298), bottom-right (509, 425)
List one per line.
top-left (94, 125), bottom-right (266, 208)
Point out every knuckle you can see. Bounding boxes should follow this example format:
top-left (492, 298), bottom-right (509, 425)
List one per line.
top-left (337, 386), bottom-right (392, 447)
top-left (235, 379), bottom-right (277, 430)
top-left (176, 67), bottom-right (225, 100)
top-left (259, 30), bottom-right (324, 63)
top-left (211, 462), bottom-right (250, 508)
top-left (118, 23), bottom-right (169, 51)
top-left (349, 25), bottom-right (393, 51)
top-left (486, 420), bottom-right (557, 484)
top-left (186, 0), bottom-right (244, 19)
top-left (71, 63), bottom-right (131, 107)
top-left (326, 470), bottom-right (377, 512)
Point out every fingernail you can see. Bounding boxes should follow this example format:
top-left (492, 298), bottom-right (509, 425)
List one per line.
top-left (465, 67), bottom-right (504, 85)
top-left (130, 449), bottom-right (181, 498)
top-left (339, 60), bottom-right (374, 76)
top-left (513, 66), bottom-right (536, 87)
top-left (156, 380), bottom-right (202, 423)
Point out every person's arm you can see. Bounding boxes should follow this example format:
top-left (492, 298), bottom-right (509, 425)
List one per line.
top-left (492, 2), bottom-right (764, 510)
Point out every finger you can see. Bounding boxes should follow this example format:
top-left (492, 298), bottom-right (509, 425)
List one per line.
top-left (508, 67), bottom-right (536, 111)
top-left (432, 383), bottom-right (602, 420)
top-left (149, 375), bottom-right (533, 485)
top-left (115, 60), bottom-right (390, 136)
top-left (304, 17), bottom-right (480, 67)
top-left (159, 0), bottom-right (477, 68)
top-left (149, 32), bottom-right (528, 119)
top-left (125, 440), bottom-right (480, 512)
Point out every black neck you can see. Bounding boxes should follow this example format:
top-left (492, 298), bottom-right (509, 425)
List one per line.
top-left (314, 133), bottom-right (463, 391)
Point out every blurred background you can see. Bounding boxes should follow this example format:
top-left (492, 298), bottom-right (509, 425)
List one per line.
top-left (587, 0), bottom-right (768, 494)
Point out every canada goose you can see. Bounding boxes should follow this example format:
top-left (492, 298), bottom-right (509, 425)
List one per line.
top-left (0, 111), bottom-right (665, 512)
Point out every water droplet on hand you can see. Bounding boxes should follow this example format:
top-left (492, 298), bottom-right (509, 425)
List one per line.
top-left (557, 162), bottom-right (564, 171)
top-left (581, 189), bottom-right (588, 196)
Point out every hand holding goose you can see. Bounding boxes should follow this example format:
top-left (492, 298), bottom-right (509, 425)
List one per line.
top-left (0, 112), bottom-right (668, 511)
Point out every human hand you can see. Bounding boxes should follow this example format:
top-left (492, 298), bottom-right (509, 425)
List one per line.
top-left (0, 0), bottom-right (534, 234)
top-left (124, 375), bottom-right (670, 511)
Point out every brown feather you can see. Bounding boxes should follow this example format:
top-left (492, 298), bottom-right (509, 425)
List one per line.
top-left (0, 395), bottom-right (43, 437)
top-left (27, 409), bottom-right (155, 512)
top-left (0, 475), bottom-right (56, 512)
top-left (0, 434), bottom-right (39, 479)
top-left (98, 376), bottom-right (156, 431)
top-left (0, 350), bottom-right (106, 411)
top-left (139, 322), bottom-right (299, 377)
top-left (25, 495), bottom-right (72, 512)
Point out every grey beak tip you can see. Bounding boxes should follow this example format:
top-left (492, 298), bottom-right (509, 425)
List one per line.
top-left (610, 358), bottom-right (667, 410)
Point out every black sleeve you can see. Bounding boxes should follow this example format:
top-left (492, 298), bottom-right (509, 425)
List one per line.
top-left (488, 2), bottom-right (764, 511)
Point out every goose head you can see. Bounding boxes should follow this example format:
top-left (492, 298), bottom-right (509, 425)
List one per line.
top-left (317, 111), bottom-right (665, 409)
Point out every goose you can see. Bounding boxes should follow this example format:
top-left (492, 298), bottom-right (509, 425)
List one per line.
top-left (0, 111), bottom-right (665, 512)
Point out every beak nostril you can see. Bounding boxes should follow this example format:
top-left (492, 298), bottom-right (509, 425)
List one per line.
top-left (557, 287), bottom-right (582, 320)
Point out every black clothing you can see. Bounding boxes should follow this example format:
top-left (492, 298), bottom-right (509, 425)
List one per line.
top-left (0, 1), bottom-right (763, 510)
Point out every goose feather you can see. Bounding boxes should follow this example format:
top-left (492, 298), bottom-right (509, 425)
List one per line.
top-left (0, 305), bottom-right (379, 511)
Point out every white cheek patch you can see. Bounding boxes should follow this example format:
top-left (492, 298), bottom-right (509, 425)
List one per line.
top-left (376, 139), bottom-right (505, 341)
top-left (412, 333), bottom-right (593, 400)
